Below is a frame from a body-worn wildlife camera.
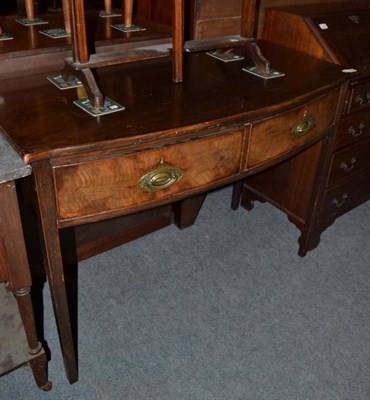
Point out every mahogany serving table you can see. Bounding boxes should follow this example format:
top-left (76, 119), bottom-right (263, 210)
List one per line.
top-left (0, 41), bottom-right (349, 383)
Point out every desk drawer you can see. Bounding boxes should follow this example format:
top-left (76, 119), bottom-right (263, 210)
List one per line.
top-left (335, 108), bottom-right (370, 150)
top-left (247, 90), bottom-right (339, 168)
top-left (54, 130), bottom-right (244, 221)
top-left (346, 81), bottom-right (370, 114)
top-left (327, 138), bottom-right (370, 186)
top-left (319, 169), bottom-right (370, 223)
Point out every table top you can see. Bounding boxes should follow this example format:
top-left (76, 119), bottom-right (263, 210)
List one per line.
top-left (0, 41), bottom-right (350, 164)
top-left (0, 133), bottom-right (31, 184)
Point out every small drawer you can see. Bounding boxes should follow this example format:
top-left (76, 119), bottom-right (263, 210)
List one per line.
top-left (327, 138), bottom-right (370, 186)
top-left (319, 169), bottom-right (370, 223)
top-left (53, 130), bottom-right (244, 221)
top-left (247, 90), bottom-right (339, 168)
top-left (346, 81), bottom-right (370, 114)
top-left (335, 108), bottom-right (370, 150)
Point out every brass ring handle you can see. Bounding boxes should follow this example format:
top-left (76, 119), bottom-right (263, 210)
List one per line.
top-left (348, 122), bottom-right (366, 138)
top-left (138, 166), bottom-right (183, 192)
top-left (331, 193), bottom-right (348, 208)
top-left (291, 116), bottom-right (316, 137)
top-left (340, 157), bottom-right (357, 172)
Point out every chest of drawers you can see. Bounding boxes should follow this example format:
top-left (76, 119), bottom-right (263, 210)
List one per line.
top-left (239, 2), bottom-right (370, 256)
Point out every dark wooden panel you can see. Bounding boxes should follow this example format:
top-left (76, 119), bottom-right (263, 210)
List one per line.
top-left (327, 138), bottom-right (370, 186)
top-left (335, 106), bottom-right (370, 149)
top-left (256, 0), bottom-right (350, 36)
top-left (243, 140), bottom-right (323, 222)
top-left (319, 169), bottom-right (370, 222)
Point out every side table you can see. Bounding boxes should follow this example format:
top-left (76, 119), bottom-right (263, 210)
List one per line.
top-left (0, 134), bottom-right (51, 390)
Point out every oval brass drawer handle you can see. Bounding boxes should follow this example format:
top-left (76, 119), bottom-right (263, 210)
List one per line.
top-left (291, 116), bottom-right (316, 137)
top-left (139, 166), bottom-right (183, 192)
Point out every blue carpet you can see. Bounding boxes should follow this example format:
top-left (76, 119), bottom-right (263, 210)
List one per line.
top-left (2, 186), bottom-right (370, 399)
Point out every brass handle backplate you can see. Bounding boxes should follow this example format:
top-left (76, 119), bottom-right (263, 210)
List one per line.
top-left (291, 116), bottom-right (316, 137)
top-left (139, 166), bottom-right (183, 192)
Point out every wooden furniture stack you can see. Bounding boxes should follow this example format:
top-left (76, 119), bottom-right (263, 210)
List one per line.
top-left (237, 2), bottom-right (370, 256)
top-left (0, 0), bottom-right (358, 386)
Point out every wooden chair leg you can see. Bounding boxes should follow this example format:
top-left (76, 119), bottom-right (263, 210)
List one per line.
top-left (105, 0), bottom-right (112, 15)
top-left (123, 0), bottom-right (133, 28)
top-left (62, 0), bottom-right (71, 35)
top-left (25, 0), bottom-right (35, 21)
top-left (172, 0), bottom-right (184, 83)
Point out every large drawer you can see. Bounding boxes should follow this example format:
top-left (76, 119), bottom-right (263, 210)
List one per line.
top-left (346, 81), bottom-right (370, 114)
top-left (53, 130), bottom-right (244, 221)
top-left (319, 169), bottom-right (370, 223)
top-left (247, 90), bottom-right (339, 168)
top-left (334, 107), bottom-right (370, 150)
top-left (327, 138), bottom-right (370, 186)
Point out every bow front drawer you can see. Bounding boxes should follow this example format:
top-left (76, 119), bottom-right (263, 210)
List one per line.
top-left (246, 90), bottom-right (340, 168)
top-left (53, 130), bottom-right (244, 222)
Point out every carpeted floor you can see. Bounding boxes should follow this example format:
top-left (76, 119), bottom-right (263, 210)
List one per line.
top-left (2, 186), bottom-right (370, 400)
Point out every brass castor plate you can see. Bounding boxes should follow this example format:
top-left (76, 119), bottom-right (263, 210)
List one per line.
top-left (111, 23), bottom-right (146, 33)
top-left (0, 33), bottom-right (13, 41)
top-left (15, 18), bottom-right (48, 26)
top-left (99, 10), bottom-right (122, 18)
top-left (74, 97), bottom-right (125, 117)
top-left (47, 75), bottom-right (83, 90)
top-left (243, 66), bottom-right (285, 79)
top-left (207, 50), bottom-right (244, 63)
top-left (39, 28), bottom-right (70, 39)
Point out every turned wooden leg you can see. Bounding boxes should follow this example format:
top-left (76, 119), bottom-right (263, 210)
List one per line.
top-left (15, 289), bottom-right (50, 391)
top-left (62, 0), bottom-right (71, 34)
top-left (123, 0), bottom-right (133, 27)
top-left (14, 287), bottom-right (52, 391)
top-left (105, 0), bottom-right (112, 15)
top-left (25, 0), bottom-right (35, 21)
top-left (29, 356), bottom-right (52, 391)
top-left (0, 181), bottom-right (50, 389)
top-left (172, 0), bottom-right (184, 83)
